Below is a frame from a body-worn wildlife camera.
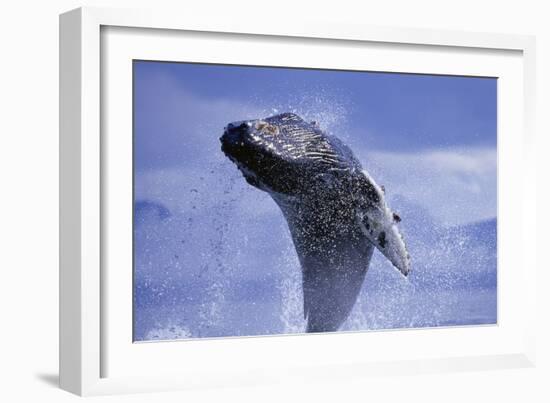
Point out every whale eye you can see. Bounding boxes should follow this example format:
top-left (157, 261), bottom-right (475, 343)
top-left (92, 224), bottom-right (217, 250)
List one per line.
top-left (255, 121), bottom-right (268, 130)
top-left (255, 121), bottom-right (279, 135)
top-left (264, 124), bottom-right (279, 135)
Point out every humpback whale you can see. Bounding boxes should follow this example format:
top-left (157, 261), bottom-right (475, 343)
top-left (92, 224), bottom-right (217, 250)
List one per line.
top-left (220, 113), bottom-right (410, 333)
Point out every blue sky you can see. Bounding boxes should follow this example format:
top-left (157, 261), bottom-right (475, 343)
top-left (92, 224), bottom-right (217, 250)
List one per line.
top-left (134, 61), bottom-right (496, 159)
top-left (134, 60), bottom-right (496, 226)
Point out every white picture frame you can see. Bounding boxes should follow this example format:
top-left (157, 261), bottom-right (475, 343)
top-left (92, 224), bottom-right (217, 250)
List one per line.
top-left (59, 6), bottom-right (537, 396)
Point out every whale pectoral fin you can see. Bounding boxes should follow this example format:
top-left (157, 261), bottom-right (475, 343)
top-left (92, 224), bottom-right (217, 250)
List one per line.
top-left (356, 209), bottom-right (410, 277)
top-left (301, 239), bottom-right (374, 333)
top-left (355, 171), bottom-right (410, 276)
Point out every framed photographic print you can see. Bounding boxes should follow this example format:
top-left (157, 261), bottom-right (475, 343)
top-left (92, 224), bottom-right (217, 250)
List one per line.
top-left (60, 7), bottom-right (537, 396)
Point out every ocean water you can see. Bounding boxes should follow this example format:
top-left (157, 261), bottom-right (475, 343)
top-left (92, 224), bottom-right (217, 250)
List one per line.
top-left (133, 163), bottom-right (497, 341)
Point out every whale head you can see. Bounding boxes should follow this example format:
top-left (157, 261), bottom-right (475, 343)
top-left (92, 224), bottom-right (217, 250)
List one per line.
top-left (220, 112), bottom-right (358, 196)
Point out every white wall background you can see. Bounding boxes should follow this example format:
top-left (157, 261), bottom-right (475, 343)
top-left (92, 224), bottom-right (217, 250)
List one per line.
top-left (0, 0), bottom-right (548, 401)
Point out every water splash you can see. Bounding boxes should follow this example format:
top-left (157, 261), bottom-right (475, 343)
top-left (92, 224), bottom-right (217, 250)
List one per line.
top-left (275, 238), bottom-right (305, 334)
top-left (254, 90), bottom-right (351, 137)
top-left (145, 322), bottom-right (192, 340)
top-left (193, 163), bottom-right (242, 337)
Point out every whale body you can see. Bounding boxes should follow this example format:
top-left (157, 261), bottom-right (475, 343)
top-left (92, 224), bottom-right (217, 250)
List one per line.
top-left (220, 113), bottom-right (410, 333)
